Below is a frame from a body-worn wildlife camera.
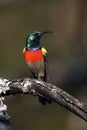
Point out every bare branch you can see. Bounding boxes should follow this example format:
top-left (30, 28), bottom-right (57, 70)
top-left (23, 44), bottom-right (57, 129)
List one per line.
top-left (0, 77), bottom-right (87, 122)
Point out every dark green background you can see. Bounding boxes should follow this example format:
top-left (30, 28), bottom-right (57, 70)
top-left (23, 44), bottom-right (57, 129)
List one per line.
top-left (0, 0), bottom-right (87, 130)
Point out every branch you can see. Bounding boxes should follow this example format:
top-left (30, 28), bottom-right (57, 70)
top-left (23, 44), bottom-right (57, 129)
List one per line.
top-left (0, 102), bottom-right (10, 130)
top-left (0, 77), bottom-right (87, 122)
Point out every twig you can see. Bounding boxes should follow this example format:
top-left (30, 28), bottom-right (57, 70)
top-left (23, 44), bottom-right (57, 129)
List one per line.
top-left (0, 77), bottom-right (87, 122)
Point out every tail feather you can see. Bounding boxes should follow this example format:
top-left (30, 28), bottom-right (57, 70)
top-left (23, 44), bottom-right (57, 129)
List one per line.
top-left (38, 53), bottom-right (52, 105)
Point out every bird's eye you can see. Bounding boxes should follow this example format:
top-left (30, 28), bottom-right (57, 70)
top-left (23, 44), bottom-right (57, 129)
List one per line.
top-left (29, 35), bottom-right (35, 40)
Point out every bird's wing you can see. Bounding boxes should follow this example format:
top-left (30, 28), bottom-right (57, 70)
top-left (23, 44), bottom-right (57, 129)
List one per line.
top-left (41, 47), bottom-right (49, 82)
top-left (39, 47), bottom-right (52, 105)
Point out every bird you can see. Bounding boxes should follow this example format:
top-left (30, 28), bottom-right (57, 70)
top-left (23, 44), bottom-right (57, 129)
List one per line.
top-left (23, 31), bottom-right (53, 105)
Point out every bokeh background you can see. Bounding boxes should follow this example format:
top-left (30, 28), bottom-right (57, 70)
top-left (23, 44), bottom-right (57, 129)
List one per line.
top-left (0, 0), bottom-right (87, 130)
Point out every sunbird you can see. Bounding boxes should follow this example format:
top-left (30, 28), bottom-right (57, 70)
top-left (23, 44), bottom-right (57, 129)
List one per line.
top-left (23, 31), bottom-right (52, 104)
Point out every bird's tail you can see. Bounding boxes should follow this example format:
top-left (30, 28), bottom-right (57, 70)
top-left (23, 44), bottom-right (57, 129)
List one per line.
top-left (38, 57), bottom-right (53, 105)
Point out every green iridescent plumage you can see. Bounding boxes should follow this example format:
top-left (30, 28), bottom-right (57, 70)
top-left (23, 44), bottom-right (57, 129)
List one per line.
top-left (26, 32), bottom-right (42, 50)
top-left (26, 31), bottom-right (53, 50)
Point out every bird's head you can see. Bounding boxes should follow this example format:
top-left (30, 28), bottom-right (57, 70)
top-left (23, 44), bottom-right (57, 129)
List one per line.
top-left (26, 31), bottom-right (53, 50)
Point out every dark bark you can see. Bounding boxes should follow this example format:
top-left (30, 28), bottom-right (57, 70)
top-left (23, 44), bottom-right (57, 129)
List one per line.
top-left (0, 77), bottom-right (87, 122)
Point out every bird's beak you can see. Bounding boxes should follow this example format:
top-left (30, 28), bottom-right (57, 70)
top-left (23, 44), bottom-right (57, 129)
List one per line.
top-left (39, 31), bottom-right (53, 37)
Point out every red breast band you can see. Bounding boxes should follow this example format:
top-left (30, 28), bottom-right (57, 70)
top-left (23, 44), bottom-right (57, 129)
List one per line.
top-left (23, 49), bottom-right (43, 62)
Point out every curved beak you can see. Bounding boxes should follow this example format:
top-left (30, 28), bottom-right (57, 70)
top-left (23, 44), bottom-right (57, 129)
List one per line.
top-left (39, 31), bottom-right (53, 37)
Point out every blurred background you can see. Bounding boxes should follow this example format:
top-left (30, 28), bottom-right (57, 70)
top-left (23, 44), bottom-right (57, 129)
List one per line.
top-left (0, 0), bottom-right (87, 130)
